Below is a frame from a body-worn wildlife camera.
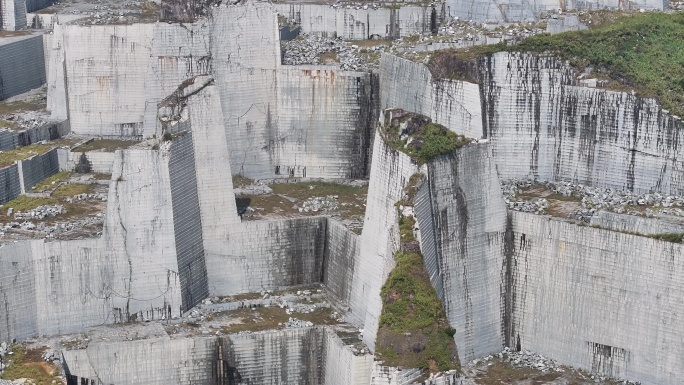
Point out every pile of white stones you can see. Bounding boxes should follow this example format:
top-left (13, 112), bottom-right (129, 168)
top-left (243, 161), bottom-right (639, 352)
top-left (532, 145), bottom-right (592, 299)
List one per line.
top-left (297, 196), bottom-right (339, 213)
top-left (281, 34), bottom-right (386, 71)
top-left (10, 204), bottom-right (65, 220)
top-left (502, 179), bottom-right (684, 221)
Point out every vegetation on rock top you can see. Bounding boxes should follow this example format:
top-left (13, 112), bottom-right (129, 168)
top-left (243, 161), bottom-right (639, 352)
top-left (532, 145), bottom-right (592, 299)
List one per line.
top-left (376, 176), bottom-right (459, 373)
top-left (429, 12), bottom-right (684, 117)
top-left (382, 109), bottom-right (470, 165)
top-left (512, 12), bottom-right (684, 117)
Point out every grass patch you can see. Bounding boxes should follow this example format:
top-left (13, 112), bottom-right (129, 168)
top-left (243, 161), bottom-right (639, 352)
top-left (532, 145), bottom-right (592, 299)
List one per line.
top-left (349, 39), bottom-right (392, 47)
top-left (3, 195), bottom-right (57, 212)
top-left (382, 110), bottom-right (470, 165)
top-left (511, 12), bottom-right (684, 116)
top-left (31, 171), bottom-right (71, 192)
top-left (92, 173), bottom-right (112, 181)
top-left (72, 139), bottom-right (139, 152)
top-left (0, 144), bottom-right (53, 168)
top-left (0, 119), bottom-right (20, 130)
top-left (427, 42), bottom-right (507, 82)
top-left (220, 306), bottom-right (338, 334)
top-left (0, 345), bottom-right (62, 385)
top-left (376, 179), bottom-right (458, 372)
top-left (649, 233), bottom-right (684, 243)
top-left (0, 99), bottom-right (45, 116)
top-left (232, 174), bottom-right (254, 188)
top-left (475, 360), bottom-right (549, 385)
top-left (52, 183), bottom-right (94, 198)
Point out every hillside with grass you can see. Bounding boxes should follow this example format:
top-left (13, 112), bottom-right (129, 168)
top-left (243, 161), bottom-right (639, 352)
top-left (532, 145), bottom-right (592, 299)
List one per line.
top-left (512, 12), bottom-right (684, 117)
top-left (429, 12), bottom-right (684, 117)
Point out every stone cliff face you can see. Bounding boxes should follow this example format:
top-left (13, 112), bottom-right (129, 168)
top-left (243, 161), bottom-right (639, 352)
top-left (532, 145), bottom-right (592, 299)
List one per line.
top-left (481, 52), bottom-right (684, 195)
top-left (414, 143), bottom-right (507, 364)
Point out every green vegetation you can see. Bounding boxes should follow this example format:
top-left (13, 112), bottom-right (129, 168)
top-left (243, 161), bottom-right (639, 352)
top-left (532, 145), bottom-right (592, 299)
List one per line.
top-left (0, 345), bottom-right (62, 385)
top-left (649, 232), bottom-right (684, 243)
top-left (3, 195), bottom-right (57, 212)
top-left (232, 174), bottom-right (254, 188)
top-left (383, 111), bottom-right (470, 164)
top-left (72, 139), bottom-right (138, 152)
top-left (219, 306), bottom-right (338, 334)
top-left (31, 171), bottom-right (71, 192)
top-left (511, 12), bottom-right (684, 116)
top-left (375, 179), bottom-right (459, 372)
top-left (52, 183), bottom-right (94, 198)
top-left (0, 144), bottom-right (54, 168)
top-left (427, 42), bottom-right (507, 81)
top-left (427, 13), bottom-right (684, 116)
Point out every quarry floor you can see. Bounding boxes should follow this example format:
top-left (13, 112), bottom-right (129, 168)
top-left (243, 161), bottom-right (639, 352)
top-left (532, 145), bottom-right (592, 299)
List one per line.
top-left (0, 172), bottom-right (109, 245)
top-left (235, 178), bottom-right (368, 233)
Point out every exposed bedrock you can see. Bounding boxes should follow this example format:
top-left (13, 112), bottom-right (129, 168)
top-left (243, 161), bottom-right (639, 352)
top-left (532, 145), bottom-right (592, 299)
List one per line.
top-left (444, 0), bottom-right (667, 23)
top-left (0, 148), bottom-right (184, 342)
top-left (380, 54), bottom-right (483, 139)
top-left (0, 34), bottom-right (46, 100)
top-left (508, 211), bottom-right (684, 385)
top-left (44, 2), bottom-right (377, 179)
top-left (381, 52), bottom-right (684, 196)
top-left (414, 142), bottom-right (507, 364)
top-left (481, 52), bottom-right (684, 195)
top-left (62, 327), bottom-right (371, 385)
top-left (352, 130), bottom-right (420, 350)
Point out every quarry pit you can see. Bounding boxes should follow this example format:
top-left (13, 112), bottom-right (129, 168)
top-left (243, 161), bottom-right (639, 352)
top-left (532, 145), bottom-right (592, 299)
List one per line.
top-left (1, 0), bottom-right (684, 384)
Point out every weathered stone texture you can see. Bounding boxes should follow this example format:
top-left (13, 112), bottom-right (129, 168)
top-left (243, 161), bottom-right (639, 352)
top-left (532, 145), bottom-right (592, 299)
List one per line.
top-left (352, 130), bottom-right (420, 349)
top-left (481, 52), bottom-right (684, 195)
top-left (415, 143), bottom-right (507, 364)
top-left (273, 4), bottom-right (432, 40)
top-left (323, 219), bottom-right (359, 311)
top-left (0, 34), bottom-right (45, 99)
top-left (508, 211), bottom-right (684, 384)
top-left (380, 54), bottom-right (482, 139)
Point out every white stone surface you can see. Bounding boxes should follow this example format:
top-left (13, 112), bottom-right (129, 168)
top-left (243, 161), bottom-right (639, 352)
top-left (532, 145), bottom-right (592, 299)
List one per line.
top-left (509, 211), bottom-right (684, 385)
top-left (274, 4), bottom-right (432, 39)
top-left (381, 54), bottom-right (482, 139)
top-left (415, 143), bottom-right (508, 363)
top-left (483, 52), bottom-right (684, 195)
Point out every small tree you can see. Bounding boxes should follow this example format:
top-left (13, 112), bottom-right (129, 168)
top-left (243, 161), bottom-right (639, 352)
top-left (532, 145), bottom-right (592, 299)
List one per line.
top-left (74, 152), bottom-right (92, 174)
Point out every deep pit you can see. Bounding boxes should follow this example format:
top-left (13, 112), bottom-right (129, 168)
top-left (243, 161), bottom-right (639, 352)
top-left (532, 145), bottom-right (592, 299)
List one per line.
top-left (0, 0), bottom-right (683, 384)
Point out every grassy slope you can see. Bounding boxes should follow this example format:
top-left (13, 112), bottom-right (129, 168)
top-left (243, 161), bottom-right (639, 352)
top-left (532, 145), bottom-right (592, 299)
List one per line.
top-left (512, 12), bottom-right (684, 116)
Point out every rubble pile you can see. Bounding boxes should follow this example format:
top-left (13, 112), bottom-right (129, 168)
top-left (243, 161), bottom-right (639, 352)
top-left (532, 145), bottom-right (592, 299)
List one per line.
top-left (64, 193), bottom-right (107, 203)
top-left (281, 34), bottom-right (386, 71)
top-left (0, 114), bottom-right (50, 131)
top-left (502, 179), bottom-right (684, 221)
top-left (471, 347), bottom-right (640, 384)
top-left (297, 195), bottom-right (339, 213)
top-left (0, 342), bottom-right (11, 376)
top-left (284, 317), bottom-right (314, 328)
top-left (11, 204), bottom-right (65, 220)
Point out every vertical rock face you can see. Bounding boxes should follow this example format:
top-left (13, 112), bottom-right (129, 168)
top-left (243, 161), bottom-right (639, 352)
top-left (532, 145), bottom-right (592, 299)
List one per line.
top-left (63, 336), bottom-right (217, 385)
top-left (272, 4), bottom-right (433, 39)
top-left (444, 0), bottom-right (666, 23)
top-left (380, 54), bottom-right (483, 139)
top-left (481, 52), bottom-right (684, 195)
top-left (508, 211), bottom-right (684, 385)
top-left (212, 3), bottom-right (377, 179)
top-left (61, 24), bottom-right (155, 137)
top-left (414, 143), bottom-right (507, 364)
top-left (0, 0), bottom-right (27, 31)
top-left (322, 329), bottom-right (374, 385)
top-left (169, 134), bottom-right (208, 312)
top-left (351, 130), bottom-right (420, 349)
top-left (0, 35), bottom-right (45, 100)
top-left (323, 220), bottom-right (360, 310)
